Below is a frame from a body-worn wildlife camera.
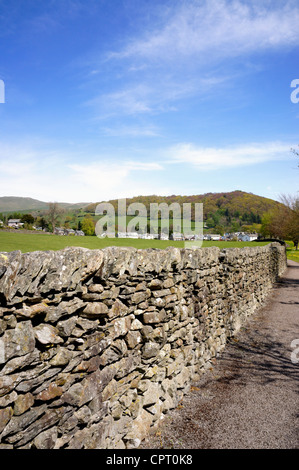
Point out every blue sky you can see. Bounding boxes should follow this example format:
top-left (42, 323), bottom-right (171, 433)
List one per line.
top-left (0, 0), bottom-right (298, 203)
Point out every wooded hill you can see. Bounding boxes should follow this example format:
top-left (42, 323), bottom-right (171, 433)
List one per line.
top-left (85, 191), bottom-right (282, 230)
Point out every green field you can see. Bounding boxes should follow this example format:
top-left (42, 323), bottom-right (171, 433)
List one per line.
top-left (0, 230), bottom-right (271, 253)
top-left (285, 241), bottom-right (299, 263)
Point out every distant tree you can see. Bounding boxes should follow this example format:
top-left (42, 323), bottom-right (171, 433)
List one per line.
top-left (35, 216), bottom-right (47, 230)
top-left (206, 217), bottom-right (214, 228)
top-left (0, 213), bottom-right (7, 224)
top-left (64, 215), bottom-right (73, 229)
top-left (291, 145), bottom-right (299, 167)
top-left (8, 212), bottom-right (23, 220)
top-left (214, 225), bottom-right (224, 236)
top-left (230, 221), bottom-right (241, 232)
top-left (242, 223), bottom-right (262, 234)
top-left (46, 202), bottom-right (64, 233)
top-left (280, 194), bottom-right (299, 250)
top-left (261, 194), bottom-right (299, 249)
top-left (21, 213), bottom-right (35, 225)
top-left (81, 215), bottom-right (95, 236)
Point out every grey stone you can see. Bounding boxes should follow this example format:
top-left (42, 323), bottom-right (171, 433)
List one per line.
top-left (82, 302), bottom-right (109, 317)
top-left (34, 324), bottom-right (63, 345)
top-left (143, 309), bottom-right (165, 324)
top-left (0, 407), bottom-right (13, 433)
top-left (13, 392), bottom-right (35, 416)
top-left (0, 321), bottom-right (35, 364)
top-left (142, 341), bottom-right (160, 359)
top-left (33, 427), bottom-right (58, 449)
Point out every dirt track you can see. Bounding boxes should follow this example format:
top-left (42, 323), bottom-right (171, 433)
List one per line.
top-left (140, 260), bottom-right (299, 449)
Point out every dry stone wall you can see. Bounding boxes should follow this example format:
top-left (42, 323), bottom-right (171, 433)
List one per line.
top-left (0, 243), bottom-right (286, 449)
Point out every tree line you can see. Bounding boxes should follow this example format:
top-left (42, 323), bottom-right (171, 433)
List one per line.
top-left (260, 194), bottom-right (299, 250)
top-left (0, 203), bottom-right (96, 236)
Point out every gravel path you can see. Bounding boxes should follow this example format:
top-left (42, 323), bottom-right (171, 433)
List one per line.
top-left (140, 260), bottom-right (299, 449)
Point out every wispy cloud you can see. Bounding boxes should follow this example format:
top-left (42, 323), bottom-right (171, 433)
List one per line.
top-left (85, 74), bottom-right (231, 119)
top-left (166, 141), bottom-right (292, 170)
top-left (87, 85), bottom-right (153, 117)
top-left (0, 140), bottom-right (165, 203)
top-left (101, 124), bottom-right (160, 138)
top-left (67, 160), bottom-right (165, 201)
top-left (110, 0), bottom-right (299, 64)
top-left (86, 0), bottom-right (299, 120)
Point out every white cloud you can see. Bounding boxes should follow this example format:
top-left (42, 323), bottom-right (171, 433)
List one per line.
top-left (86, 75), bottom-right (230, 118)
top-left (101, 125), bottom-right (160, 138)
top-left (0, 140), bottom-right (165, 203)
top-left (110, 0), bottom-right (299, 63)
top-left (68, 160), bottom-right (165, 201)
top-left (86, 85), bottom-right (153, 118)
top-left (89, 0), bottom-right (299, 119)
top-left (166, 141), bottom-right (292, 170)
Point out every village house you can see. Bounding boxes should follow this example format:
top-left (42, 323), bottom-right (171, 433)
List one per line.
top-left (183, 234), bottom-right (203, 241)
top-left (64, 228), bottom-right (75, 236)
top-left (171, 232), bottom-right (184, 241)
top-left (8, 219), bottom-right (24, 229)
top-left (75, 230), bottom-right (85, 236)
top-left (159, 233), bottom-right (169, 240)
top-left (54, 227), bottom-right (65, 235)
top-left (207, 234), bottom-right (222, 241)
top-left (99, 232), bottom-right (115, 238)
top-left (117, 232), bottom-right (127, 238)
top-left (54, 227), bottom-right (85, 236)
top-left (141, 233), bottom-right (159, 239)
top-left (127, 232), bottom-right (139, 239)
top-left (239, 233), bottom-right (258, 242)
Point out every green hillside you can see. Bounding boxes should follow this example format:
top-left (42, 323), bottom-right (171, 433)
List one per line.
top-left (86, 190), bottom-right (282, 229)
top-left (0, 196), bottom-right (48, 212)
top-left (87, 190), bottom-right (280, 214)
top-left (0, 196), bottom-right (89, 213)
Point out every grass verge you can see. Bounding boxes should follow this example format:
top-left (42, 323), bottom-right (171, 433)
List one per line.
top-left (285, 241), bottom-right (299, 263)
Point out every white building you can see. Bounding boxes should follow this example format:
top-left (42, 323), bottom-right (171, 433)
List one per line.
top-left (127, 232), bottom-right (139, 239)
top-left (207, 234), bottom-right (222, 241)
top-left (8, 219), bottom-right (24, 229)
top-left (239, 233), bottom-right (258, 242)
top-left (117, 231), bottom-right (139, 238)
top-left (171, 232), bottom-right (184, 241)
top-left (100, 232), bottom-right (115, 238)
top-left (117, 232), bottom-right (127, 238)
top-left (75, 230), bottom-right (85, 236)
top-left (139, 233), bottom-right (159, 239)
top-left (54, 227), bottom-right (65, 235)
top-left (159, 233), bottom-right (169, 240)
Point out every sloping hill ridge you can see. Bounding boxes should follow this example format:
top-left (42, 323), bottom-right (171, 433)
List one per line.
top-left (0, 197), bottom-right (49, 212)
top-left (86, 190), bottom-right (282, 219)
top-left (0, 197), bottom-right (89, 212)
